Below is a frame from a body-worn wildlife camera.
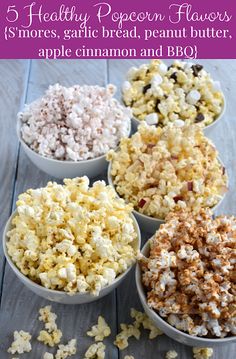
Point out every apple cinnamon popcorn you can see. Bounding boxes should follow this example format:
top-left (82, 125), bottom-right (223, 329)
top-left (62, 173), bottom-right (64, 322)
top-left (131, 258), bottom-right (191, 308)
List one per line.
top-left (122, 60), bottom-right (224, 127)
top-left (19, 83), bottom-right (131, 161)
top-left (6, 177), bottom-right (138, 295)
top-left (140, 209), bottom-right (236, 338)
top-left (108, 123), bottom-right (228, 220)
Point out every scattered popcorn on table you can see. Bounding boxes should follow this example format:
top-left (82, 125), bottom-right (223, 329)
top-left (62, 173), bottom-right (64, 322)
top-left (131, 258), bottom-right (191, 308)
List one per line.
top-left (55, 339), bottom-right (77, 359)
top-left (122, 60), bottom-right (224, 127)
top-left (38, 306), bottom-right (62, 347)
top-left (87, 316), bottom-right (111, 341)
top-left (114, 323), bottom-right (141, 350)
top-left (193, 347), bottom-right (214, 359)
top-left (43, 353), bottom-right (54, 359)
top-left (140, 209), bottom-right (236, 338)
top-left (6, 177), bottom-right (138, 295)
top-left (84, 342), bottom-right (106, 359)
top-left (108, 123), bottom-right (227, 220)
top-left (7, 330), bottom-right (32, 354)
top-left (130, 308), bottom-right (163, 339)
top-left (165, 350), bottom-right (178, 359)
top-left (19, 83), bottom-right (131, 161)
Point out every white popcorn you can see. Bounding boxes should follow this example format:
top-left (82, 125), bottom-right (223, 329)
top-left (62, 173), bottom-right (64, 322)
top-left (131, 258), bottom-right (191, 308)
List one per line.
top-left (159, 62), bottom-right (168, 75)
top-left (8, 330), bottom-right (32, 354)
top-left (122, 81), bottom-right (132, 92)
top-left (87, 316), bottom-right (111, 342)
top-left (151, 74), bottom-right (163, 86)
top-left (173, 119), bottom-right (185, 127)
top-left (19, 84), bottom-right (131, 161)
top-left (193, 347), bottom-right (213, 359)
top-left (145, 113), bottom-right (158, 125)
top-left (44, 353), bottom-right (54, 359)
top-left (124, 356), bottom-right (135, 359)
top-left (186, 90), bottom-right (201, 105)
top-left (84, 342), bottom-right (106, 359)
top-left (38, 306), bottom-right (62, 347)
top-left (114, 323), bottom-right (141, 350)
top-left (166, 350), bottom-right (178, 359)
top-left (55, 339), bottom-right (77, 359)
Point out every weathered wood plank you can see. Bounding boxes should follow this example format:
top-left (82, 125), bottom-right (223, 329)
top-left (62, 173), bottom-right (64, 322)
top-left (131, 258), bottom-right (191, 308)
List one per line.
top-left (108, 59), bottom-right (236, 359)
top-left (0, 60), bottom-right (118, 359)
top-left (0, 60), bottom-right (30, 298)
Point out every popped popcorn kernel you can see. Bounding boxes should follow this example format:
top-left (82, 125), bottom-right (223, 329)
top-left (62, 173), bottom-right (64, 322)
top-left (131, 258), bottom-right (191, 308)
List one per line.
top-left (140, 209), bottom-right (236, 338)
top-left (165, 350), bottom-right (178, 359)
top-left (87, 316), bottom-right (111, 341)
top-left (193, 347), bottom-right (213, 359)
top-left (6, 177), bottom-right (138, 295)
top-left (7, 330), bottom-right (32, 354)
top-left (108, 124), bottom-right (227, 220)
top-left (19, 83), bottom-right (131, 161)
top-left (122, 60), bottom-right (224, 127)
top-left (38, 329), bottom-right (62, 347)
top-left (44, 353), bottom-right (54, 359)
top-left (114, 323), bottom-right (141, 350)
top-left (55, 339), bottom-right (77, 359)
top-left (37, 306), bottom-right (62, 347)
top-left (130, 308), bottom-right (163, 339)
top-left (84, 342), bottom-right (106, 359)
top-left (124, 356), bottom-right (135, 359)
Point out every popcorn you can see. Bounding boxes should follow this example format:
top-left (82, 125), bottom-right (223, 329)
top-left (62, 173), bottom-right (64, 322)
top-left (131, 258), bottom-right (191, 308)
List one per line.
top-left (122, 60), bottom-right (224, 127)
top-left (166, 351), bottom-right (178, 359)
top-left (130, 308), bottom-right (163, 339)
top-left (7, 330), bottom-right (32, 354)
top-left (87, 316), bottom-right (111, 341)
top-left (108, 123), bottom-right (228, 220)
top-left (44, 353), bottom-right (54, 359)
top-left (7, 177), bottom-right (138, 295)
top-left (38, 329), bottom-right (62, 347)
top-left (114, 323), bottom-right (141, 350)
top-left (193, 347), bottom-right (213, 359)
top-left (84, 342), bottom-right (106, 359)
top-left (19, 83), bottom-right (131, 161)
top-left (38, 306), bottom-right (62, 347)
top-left (140, 209), bottom-right (236, 337)
top-left (55, 339), bottom-right (77, 359)
top-left (124, 356), bottom-right (135, 359)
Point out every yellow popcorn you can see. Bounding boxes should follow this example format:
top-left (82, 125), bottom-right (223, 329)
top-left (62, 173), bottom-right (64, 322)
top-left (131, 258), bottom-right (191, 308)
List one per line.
top-left (87, 316), bottom-right (111, 342)
top-left (166, 350), bottom-right (178, 359)
top-left (122, 60), bottom-right (224, 127)
top-left (193, 347), bottom-right (213, 359)
top-left (37, 329), bottom-right (62, 347)
top-left (108, 123), bottom-right (228, 220)
top-left (124, 356), bottom-right (135, 359)
top-left (130, 308), bottom-right (163, 339)
top-left (6, 177), bottom-right (138, 295)
top-left (55, 339), bottom-right (77, 359)
top-left (7, 330), bottom-right (32, 354)
top-left (114, 323), bottom-right (141, 350)
top-left (84, 342), bottom-right (106, 359)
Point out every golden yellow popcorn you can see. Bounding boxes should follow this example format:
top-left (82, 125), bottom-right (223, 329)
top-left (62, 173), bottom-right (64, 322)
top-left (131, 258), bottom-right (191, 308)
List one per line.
top-left (114, 323), bottom-right (141, 350)
top-left (84, 342), bottom-right (106, 359)
top-left (108, 123), bottom-right (228, 220)
top-left (193, 347), bottom-right (213, 359)
top-left (122, 60), bottom-right (224, 127)
top-left (6, 177), bottom-right (138, 295)
top-left (87, 316), bottom-right (111, 342)
top-left (38, 329), bottom-right (62, 347)
top-left (166, 350), bottom-right (178, 359)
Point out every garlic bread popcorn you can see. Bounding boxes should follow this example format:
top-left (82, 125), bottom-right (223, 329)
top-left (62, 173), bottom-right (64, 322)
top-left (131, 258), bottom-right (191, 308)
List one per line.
top-left (122, 60), bottom-right (224, 127)
top-left (6, 177), bottom-right (138, 295)
top-left (108, 123), bottom-right (227, 220)
top-left (140, 209), bottom-right (236, 338)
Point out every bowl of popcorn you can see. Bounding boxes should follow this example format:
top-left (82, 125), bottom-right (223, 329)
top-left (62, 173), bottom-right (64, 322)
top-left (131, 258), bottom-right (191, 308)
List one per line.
top-left (17, 83), bottom-right (131, 179)
top-left (107, 123), bottom-right (228, 233)
top-left (3, 177), bottom-right (141, 304)
top-left (136, 209), bottom-right (236, 347)
top-left (122, 60), bottom-right (225, 134)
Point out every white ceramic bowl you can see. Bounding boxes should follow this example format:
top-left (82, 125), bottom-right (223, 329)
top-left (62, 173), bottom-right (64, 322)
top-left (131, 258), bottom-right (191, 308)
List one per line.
top-left (129, 93), bottom-right (226, 134)
top-left (3, 210), bottom-right (141, 305)
top-left (136, 239), bottom-right (236, 347)
top-left (107, 159), bottom-right (228, 234)
top-left (16, 118), bottom-right (131, 179)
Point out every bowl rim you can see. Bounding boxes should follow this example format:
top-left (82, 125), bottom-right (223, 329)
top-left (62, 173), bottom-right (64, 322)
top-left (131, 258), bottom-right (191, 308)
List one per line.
top-left (107, 157), bottom-right (228, 224)
top-left (129, 92), bottom-right (226, 130)
top-left (3, 209), bottom-right (141, 298)
top-left (16, 116), bottom-right (131, 165)
top-left (135, 238), bottom-right (236, 344)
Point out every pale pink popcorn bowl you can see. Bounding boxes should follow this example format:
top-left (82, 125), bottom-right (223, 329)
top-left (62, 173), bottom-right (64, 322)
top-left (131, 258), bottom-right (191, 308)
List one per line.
top-left (17, 118), bottom-right (131, 179)
top-left (135, 239), bottom-right (236, 347)
top-left (3, 210), bottom-right (141, 305)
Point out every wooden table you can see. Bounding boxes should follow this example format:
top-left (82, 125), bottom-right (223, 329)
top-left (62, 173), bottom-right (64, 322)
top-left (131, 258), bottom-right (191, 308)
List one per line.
top-left (0, 59), bottom-right (235, 358)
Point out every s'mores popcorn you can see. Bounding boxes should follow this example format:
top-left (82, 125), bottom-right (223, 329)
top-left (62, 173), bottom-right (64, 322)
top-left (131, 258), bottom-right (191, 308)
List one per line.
top-left (6, 177), bottom-right (138, 295)
top-left (108, 123), bottom-right (228, 220)
top-left (140, 209), bottom-right (236, 338)
top-left (19, 83), bottom-right (131, 161)
top-left (122, 60), bottom-right (224, 127)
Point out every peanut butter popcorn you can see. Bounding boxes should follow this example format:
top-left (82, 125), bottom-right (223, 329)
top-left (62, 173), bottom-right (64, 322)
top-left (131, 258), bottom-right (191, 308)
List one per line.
top-left (122, 60), bottom-right (224, 127)
top-left (193, 347), bottom-right (213, 359)
top-left (87, 316), bottom-right (111, 341)
top-left (140, 209), bottom-right (236, 338)
top-left (108, 123), bottom-right (227, 220)
top-left (19, 83), bottom-right (131, 161)
top-left (6, 177), bottom-right (138, 295)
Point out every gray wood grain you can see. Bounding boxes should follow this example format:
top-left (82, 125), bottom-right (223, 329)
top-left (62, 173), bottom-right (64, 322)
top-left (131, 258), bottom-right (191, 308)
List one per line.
top-left (0, 59), bottom-right (235, 359)
top-left (0, 60), bottom-right (30, 299)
